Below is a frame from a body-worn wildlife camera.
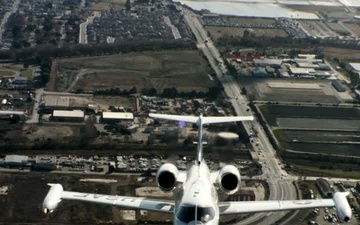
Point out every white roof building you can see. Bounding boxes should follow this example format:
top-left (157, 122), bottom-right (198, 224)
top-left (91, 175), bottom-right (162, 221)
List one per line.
top-left (289, 67), bottom-right (316, 76)
top-left (349, 63), bottom-right (360, 71)
top-left (102, 112), bottom-right (134, 120)
top-left (53, 110), bottom-right (84, 118)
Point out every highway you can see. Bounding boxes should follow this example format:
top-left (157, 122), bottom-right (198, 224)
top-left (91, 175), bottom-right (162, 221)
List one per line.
top-left (182, 8), bottom-right (298, 225)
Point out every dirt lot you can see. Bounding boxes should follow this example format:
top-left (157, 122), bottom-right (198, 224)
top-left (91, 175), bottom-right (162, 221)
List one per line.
top-left (205, 26), bottom-right (288, 41)
top-left (343, 23), bottom-right (360, 37)
top-left (324, 46), bottom-right (360, 60)
top-left (50, 50), bottom-right (214, 93)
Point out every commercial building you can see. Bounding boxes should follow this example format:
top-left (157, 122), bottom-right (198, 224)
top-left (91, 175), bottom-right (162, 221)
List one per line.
top-left (252, 67), bottom-right (268, 77)
top-left (32, 155), bottom-right (57, 170)
top-left (102, 112), bottom-right (134, 123)
top-left (316, 178), bottom-right (334, 198)
top-left (52, 110), bottom-right (84, 122)
top-left (2, 155), bottom-right (29, 167)
top-left (253, 59), bottom-right (283, 68)
top-left (289, 67), bottom-right (316, 78)
top-left (42, 95), bottom-right (92, 113)
top-left (332, 80), bottom-right (346, 92)
top-left (11, 76), bottom-right (28, 85)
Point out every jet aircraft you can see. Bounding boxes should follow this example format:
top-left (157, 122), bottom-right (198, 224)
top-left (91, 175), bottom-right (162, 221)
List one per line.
top-left (43, 113), bottom-right (352, 224)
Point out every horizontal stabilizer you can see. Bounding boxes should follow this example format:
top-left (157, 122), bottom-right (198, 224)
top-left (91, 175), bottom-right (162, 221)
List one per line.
top-left (150, 113), bottom-right (253, 125)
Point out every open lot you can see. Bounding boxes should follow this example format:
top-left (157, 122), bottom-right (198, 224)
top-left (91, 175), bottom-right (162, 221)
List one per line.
top-left (50, 50), bottom-right (214, 93)
top-left (205, 26), bottom-right (288, 41)
top-left (343, 23), bottom-right (360, 37)
top-left (324, 46), bottom-right (360, 60)
top-left (240, 78), bottom-right (345, 103)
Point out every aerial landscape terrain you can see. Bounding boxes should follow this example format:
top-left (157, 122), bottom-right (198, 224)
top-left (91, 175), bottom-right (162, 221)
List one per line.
top-left (2, 0), bottom-right (360, 224)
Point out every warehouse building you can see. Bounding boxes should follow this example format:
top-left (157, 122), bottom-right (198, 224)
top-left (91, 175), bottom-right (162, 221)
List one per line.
top-left (289, 67), bottom-right (316, 78)
top-left (332, 80), bottom-right (346, 92)
top-left (2, 155), bottom-right (29, 168)
top-left (42, 95), bottom-right (92, 113)
top-left (316, 178), bottom-right (334, 198)
top-left (32, 155), bottom-right (56, 170)
top-left (102, 112), bottom-right (134, 123)
top-left (253, 59), bottom-right (283, 68)
top-left (52, 110), bottom-right (84, 122)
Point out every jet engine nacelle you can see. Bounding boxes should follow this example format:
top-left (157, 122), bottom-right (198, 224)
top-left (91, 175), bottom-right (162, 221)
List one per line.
top-left (42, 183), bottom-right (63, 214)
top-left (218, 165), bottom-right (241, 195)
top-left (156, 163), bottom-right (178, 192)
top-left (334, 192), bottom-right (352, 222)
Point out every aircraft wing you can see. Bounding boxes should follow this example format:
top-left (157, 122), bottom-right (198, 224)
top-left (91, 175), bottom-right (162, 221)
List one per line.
top-left (149, 113), bottom-right (253, 124)
top-left (219, 192), bottom-right (352, 222)
top-left (202, 116), bottom-right (253, 124)
top-left (219, 199), bottom-right (334, 214)
top-left (149, 113), bottom-right (199, 123)
top-left (42, 184), bottom-right (174, 214)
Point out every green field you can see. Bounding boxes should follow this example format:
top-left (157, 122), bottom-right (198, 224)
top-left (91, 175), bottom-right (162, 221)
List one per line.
top-left (51, 50), bottom-right (214, 92)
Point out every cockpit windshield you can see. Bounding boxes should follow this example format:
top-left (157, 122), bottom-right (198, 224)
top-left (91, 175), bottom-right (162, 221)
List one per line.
top-left (176, 205), bottom-right (215, 223)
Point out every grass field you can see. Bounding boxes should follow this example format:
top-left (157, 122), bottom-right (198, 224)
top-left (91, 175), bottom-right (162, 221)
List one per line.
top-left (51, 50), bottom-right (214, 92)
top-left (293, 164), bottom-right (360, 179)
top-left (0, 69), bottom-right (15, 77)
top-left (205, 26), bottom-right (288, 41)
top-left (228, 17), bottom-right (275, 25)
top-left (89, 0), bottom-right (134, 10)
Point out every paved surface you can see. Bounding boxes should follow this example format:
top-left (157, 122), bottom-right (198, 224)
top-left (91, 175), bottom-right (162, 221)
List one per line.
top-left (79, 12), bottom-right (101, 44)
top-left (0, 0), bottom-right (20, 45)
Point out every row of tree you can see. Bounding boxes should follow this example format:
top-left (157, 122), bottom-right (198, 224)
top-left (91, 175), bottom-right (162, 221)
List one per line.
top-left (92, 86), bottom-right (222, 99)
top-left (0, 40), bottom-right (197, 65)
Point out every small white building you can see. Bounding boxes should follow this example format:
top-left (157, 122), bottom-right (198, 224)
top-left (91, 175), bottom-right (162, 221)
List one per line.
top-left (102, 112), bottom-right (134, 123)
top-left (52, 110), bottom-right (84, 122)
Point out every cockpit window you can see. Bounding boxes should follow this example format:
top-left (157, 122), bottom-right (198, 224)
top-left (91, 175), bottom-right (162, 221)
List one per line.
top-left (177, 205), bottom-right (215, 223)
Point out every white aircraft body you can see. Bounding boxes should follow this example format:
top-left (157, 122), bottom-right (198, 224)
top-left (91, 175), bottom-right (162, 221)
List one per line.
top-left (43, 113), bottom-right (352, 224)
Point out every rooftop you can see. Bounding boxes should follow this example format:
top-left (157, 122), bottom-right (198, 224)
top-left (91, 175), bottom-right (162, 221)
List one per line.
top-left (53, 110), bottom-right (84, 118)
top-left (102, 112), bottom-right (134, 120)
top-left (349, 62), bottom-right (360, 71)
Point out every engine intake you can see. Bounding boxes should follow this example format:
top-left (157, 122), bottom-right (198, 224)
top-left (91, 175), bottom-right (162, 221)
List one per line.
top-left (218, 165), bottom-right (240, 195)
top-left (43, 183), bottom-right (63, 214)
top-left (156, 163), bottom-right (178, 192)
